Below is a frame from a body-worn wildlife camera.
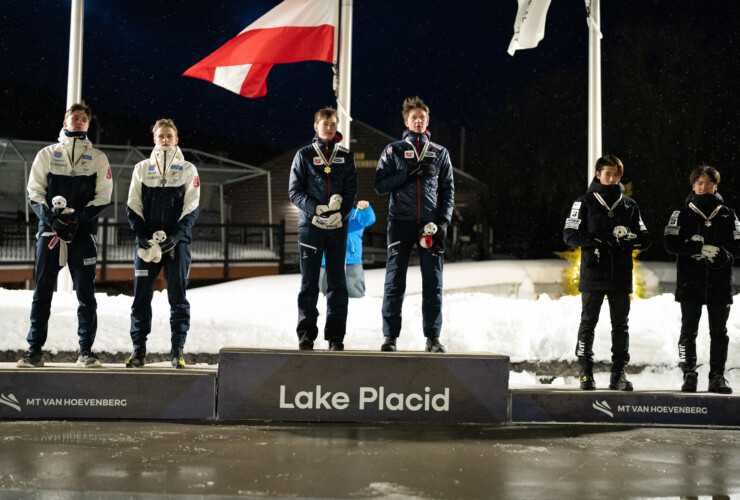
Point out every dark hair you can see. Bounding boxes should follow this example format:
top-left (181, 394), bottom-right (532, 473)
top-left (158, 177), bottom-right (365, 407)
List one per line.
top-left (402, 96), bottom-right (429, 122)
top-left (690, 164), bottom-right (720, 185)
top-left (314, 107), bottom-right (338, 124)
top-left (595, 155), bottom-right (624, 176)
top-left (65, 101), bottom-right (91, 121)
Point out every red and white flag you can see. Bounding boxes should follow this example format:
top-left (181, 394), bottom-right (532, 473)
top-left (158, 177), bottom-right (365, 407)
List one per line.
top-left (184, 0), bottom-right (337, 98)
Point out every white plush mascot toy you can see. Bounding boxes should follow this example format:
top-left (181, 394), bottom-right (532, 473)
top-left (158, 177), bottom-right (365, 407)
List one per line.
top-left (419, 222), bottom-right (437, 249)
top-left (48, 195), bottom-right (75, 249)
top-left (137, 230), bottom-right (168, 263)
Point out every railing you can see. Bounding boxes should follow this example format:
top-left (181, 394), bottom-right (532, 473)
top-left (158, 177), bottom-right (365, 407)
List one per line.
top-left (0, 218), bottom-right (286, 270)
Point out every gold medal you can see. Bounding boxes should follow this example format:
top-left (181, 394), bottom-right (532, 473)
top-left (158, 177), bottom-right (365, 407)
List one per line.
top-left (324, 166), bottom-right (331, 174)
top-left (608, 211), bottom-right (614, 218)
top-left (705, 221), bottom-right (712, 227)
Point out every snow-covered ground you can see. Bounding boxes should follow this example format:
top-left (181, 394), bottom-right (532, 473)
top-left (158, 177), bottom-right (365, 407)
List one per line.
top-left (2, 260), bottom-right (738, 391)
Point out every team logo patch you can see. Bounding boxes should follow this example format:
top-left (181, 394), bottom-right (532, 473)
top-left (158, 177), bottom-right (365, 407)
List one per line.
top-left (572, 202), bottom-right (582, 209)
top-left (193, 176), bottom-right (200, 188)
top-left (171, 164), bottom-right (182, 170)
top-left (564, 218), bottom-right (581, 229)
top-left (106, 166), bottom-right (112, 179)
top-left (387, 146), bottom-right (392, 153)
top-left (148, 166), bottom-right (155, 171)
top-left (83, 257), bottom-right (96, 266)
top-left (424, 152), bottom-right (437, 158)
top-left (82, 154), bottom-right (92, 160)
top-left (668, 217), bottom-right (678, 227)
top-left (53, 152), bottom-right (62, 158)
top-left (135, 269), bottom-right (149, 277)
top-left (570, 209), bottom-right (579, 218)
top-left (333, 157), bottom-right (345, 163)
top-left (404, 151), bottom-right (414, 159)
top-left (313, 157), bottom-right (322, 165)
top-left (665, 227), bottom-right (680, 236)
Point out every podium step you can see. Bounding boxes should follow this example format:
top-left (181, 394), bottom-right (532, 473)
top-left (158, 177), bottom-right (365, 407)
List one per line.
top-left (511, 386), bottom-right (740, 427)
top-left (217, 348), bottom-right (510, 423)
top-left (0, 363), bottom-right (216, 420)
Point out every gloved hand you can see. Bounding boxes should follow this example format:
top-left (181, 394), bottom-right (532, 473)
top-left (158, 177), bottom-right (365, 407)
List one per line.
top-left (701, 244), bottom-right (719, 261)
top-left (407, 162), bottom-right (436, 179)
top-left (136, 234), bottom-right (151, 249)
top-left (430, 222), bottom-right (447, 256)
top-left (159, 235), bottom-right (180, 253)
top-left (594, 234), bottom-right (618, 251)
top-left (51, 212), bottom-right (79, 242)
top-left (315, 204), bottom-right (330, 216)
top-left (312, 211), bottom-right (342, 229)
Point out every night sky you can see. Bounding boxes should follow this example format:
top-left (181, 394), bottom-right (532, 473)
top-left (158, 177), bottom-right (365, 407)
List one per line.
top-left (2, 1), bottom-right (735, 161)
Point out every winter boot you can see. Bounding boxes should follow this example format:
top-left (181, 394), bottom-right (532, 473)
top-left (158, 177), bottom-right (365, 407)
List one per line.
top-left (329, 337), bottom-right (344, 351)
top-left (609, 371), bottom-right (633, 391)
top-left (298, 333), bottom-right (315, 351)
top-left (17, 349), bottom-right (44, 368)
top-left (171, 347), bottom-right (186, 369)
top-left (125, 346), bottom-right (146, 368)
top-left (380, 336), bottom-right (397, 352)
top-left (708, 374), bottom-right (733, 394)
top-left (681, 372), bottom-right (698, 393)
top-left (579, 371), bottom-right (596, 390)
top-left (77, 350), bottom-right (102, 368)
top-left (425, 337), bottom-right (446, 353)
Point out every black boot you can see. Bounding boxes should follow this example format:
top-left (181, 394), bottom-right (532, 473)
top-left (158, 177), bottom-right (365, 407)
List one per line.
top-left (425, 337), bottom-right (446, 353)
top-left (708, 374), bottom-right (733, 394)
top-left (681, 372), bottom-right (698, 393)
top-left (579, 371), bottom-right (596, 391)
top-left (298, 332), bottom-right (315, 351)
top-left (609, 371), bottom-right (633, 391)
top-left (171, 346), bottom-right (186, 369)
top-left (329, 337), bottom-right (344, 351)
top-left (380, 336), bottom-right (397, 352)
top-left (125, 346), bottom-right (146, 368)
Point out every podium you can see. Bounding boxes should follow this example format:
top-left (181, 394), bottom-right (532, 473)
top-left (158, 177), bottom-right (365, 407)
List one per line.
top-left (0, 364), bottom-right (216, 420)
top-left (217, 348), bottom-right (510, 423)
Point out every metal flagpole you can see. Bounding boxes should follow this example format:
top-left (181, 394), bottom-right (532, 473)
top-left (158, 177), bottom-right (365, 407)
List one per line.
top-left (336, 0), bottom-right (353, 148)
top-left (60, 0), bottom-right (85, 293)
top-left (586, 0), bottom-right (602, 184)
top-left (67, 0), bottom-right (84, 107)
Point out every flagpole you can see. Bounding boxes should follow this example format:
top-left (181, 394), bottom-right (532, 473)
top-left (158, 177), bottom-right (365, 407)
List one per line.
top-left (336, 0), bottom-right (353, 148)
top-left (60, 0), bottom-right (85, 294)
top-left (586, 0), bottom-right (602, 184)
top-left (67, 0), bottom-right (84, 107)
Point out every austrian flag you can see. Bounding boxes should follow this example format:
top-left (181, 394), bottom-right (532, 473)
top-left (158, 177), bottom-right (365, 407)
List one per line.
top-left (184, 0), bottom-right (338, 98)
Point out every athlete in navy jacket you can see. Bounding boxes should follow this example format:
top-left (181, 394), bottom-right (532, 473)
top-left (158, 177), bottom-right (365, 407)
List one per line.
top-left (19, 102), bottom-right (112, 368)
top-left (289, 107), bottom-right (357, 351)
top-left (374, 97), bottom-right (454, 353)
top-left (126, 119), bottom-right (200, 368)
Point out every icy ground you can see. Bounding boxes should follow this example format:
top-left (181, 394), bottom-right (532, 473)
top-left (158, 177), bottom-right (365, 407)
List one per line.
top-left (2, 260), bottom-right (738, 391)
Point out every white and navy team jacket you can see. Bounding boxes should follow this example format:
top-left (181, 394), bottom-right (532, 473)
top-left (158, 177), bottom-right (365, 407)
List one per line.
top-left (127, 146), bottom-right (200, 242)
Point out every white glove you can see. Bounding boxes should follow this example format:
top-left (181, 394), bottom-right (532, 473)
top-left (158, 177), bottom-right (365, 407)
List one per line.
top-left (701, 245), bottom-right (719, 260)
top-left (312, 212), bottom-right (342, 229)
top-left (613, 226), bottom-right (628, 238)
top-left (315, 204), bottom-right (330, 216)
top-left (328, 194), bottom-right (342, 211)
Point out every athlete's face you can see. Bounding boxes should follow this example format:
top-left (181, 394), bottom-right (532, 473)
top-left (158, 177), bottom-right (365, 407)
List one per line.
top-left (314, 116), bottom-right (338, 140)
top-left (63, 110), bottom-right (90, 133)
top-left (693, 174), bottom-right (717, 195)
top-left (405, 108), bottom-right (429, 134)
top-left (153, 126), bottom-right (178, 148)
top-left (596, 166), bottom-right (622, 186)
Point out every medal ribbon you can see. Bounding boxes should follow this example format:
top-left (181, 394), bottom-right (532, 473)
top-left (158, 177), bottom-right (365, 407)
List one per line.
top-left (404, 136), bottom-right (431, 162)
top-left (593, 192), bottom-right (623, 215)
top-left (154, 148), bottom-right (178, 182)
top-left (312, 142), bottom-right (339, 170)
top-left (688, 202), bottom-right (721, 226)
top-left (63, 143), bottom-right (87, 169)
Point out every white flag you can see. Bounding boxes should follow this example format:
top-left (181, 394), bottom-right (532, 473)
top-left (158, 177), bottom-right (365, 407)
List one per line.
top-left (507, 0), bottom-right (552, 56)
